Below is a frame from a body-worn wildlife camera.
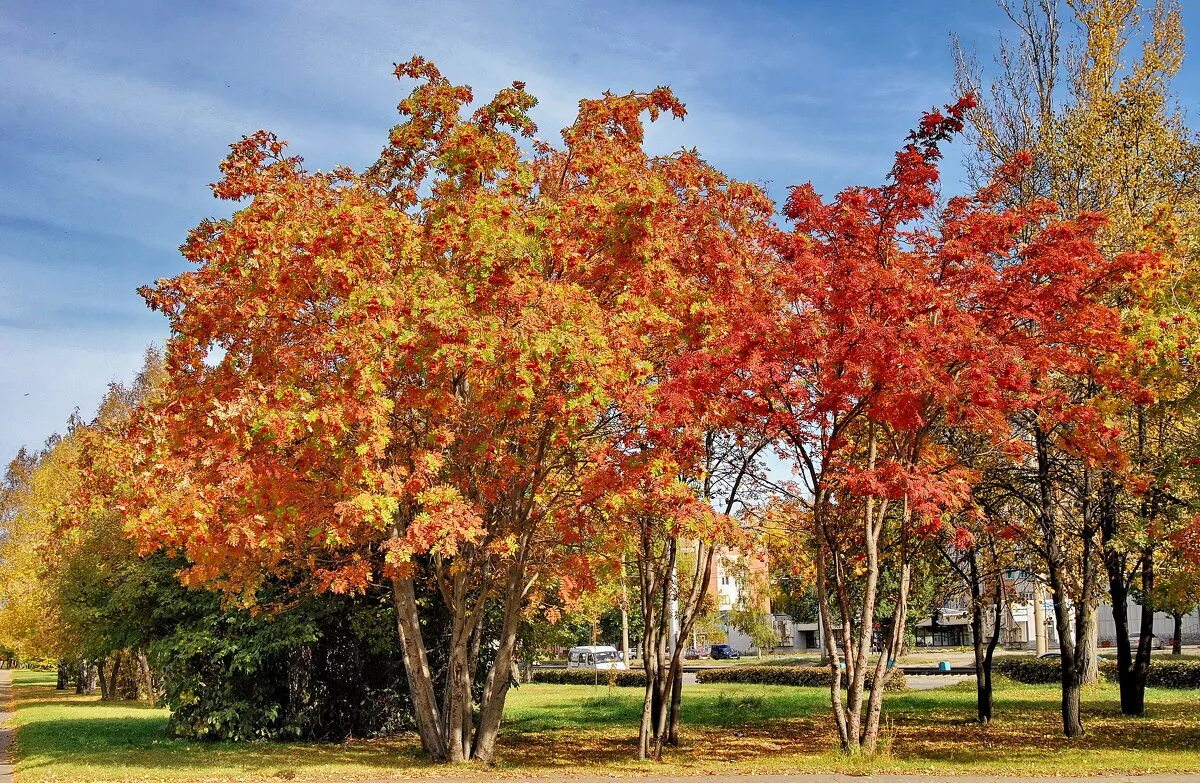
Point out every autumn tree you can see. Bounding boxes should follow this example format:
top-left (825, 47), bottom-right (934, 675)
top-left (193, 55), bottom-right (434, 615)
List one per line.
top-left (958, 0), bottom-right (1200, 717)
top-left (1156, 514), bottom-right (1200, 653)
top-left (615, 428), bottom-right (768, 759)
top-left (0, 444), bottom-right (63, 666)
top-left (936, 477), bottom-right (1024, 724)
top-left (125, 57), bottom-right (778, 764)
top-left (753, 93), bottom-right (1147, 751)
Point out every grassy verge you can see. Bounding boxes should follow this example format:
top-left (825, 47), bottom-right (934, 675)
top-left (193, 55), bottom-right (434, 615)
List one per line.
top-left (10, 669), bottom-right (1200, 781)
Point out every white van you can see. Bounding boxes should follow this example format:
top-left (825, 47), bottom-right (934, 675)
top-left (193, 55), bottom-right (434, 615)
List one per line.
top-left (566, 645), bottom-right (628, 671)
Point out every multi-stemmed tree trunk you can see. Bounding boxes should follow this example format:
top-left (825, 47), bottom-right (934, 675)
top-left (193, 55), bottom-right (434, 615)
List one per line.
top-left (970, 582), bottom-right (1003, 725)
top-left (389, 524), bottom-right (532, 764)
top-left (813, 510), bottom-right (912, 753)
top-left (938, 497), bottom-right (1015, 727)
top-left (811, 430), bottom-right (913, 755)
top-left (1016, 414), bottom-right (1108, 738)
top-left (1051, 554), bottom-right (1096, 734)
top-left (947, 543), bottom-right (1005, 724)
top-left (635, 533), bottom-right (718, 760)
top-left (629, 431), bottom-right (766, 760)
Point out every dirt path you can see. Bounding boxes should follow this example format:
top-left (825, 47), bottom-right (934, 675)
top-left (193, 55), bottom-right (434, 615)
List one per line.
top-left (0, 669), bottom-right (12, 783)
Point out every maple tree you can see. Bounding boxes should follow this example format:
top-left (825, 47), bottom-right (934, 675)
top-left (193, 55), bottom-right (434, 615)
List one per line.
top-left (959, 0), bottom-right (1200, 718)
top-left (125, 57), bottom-right (778, 763)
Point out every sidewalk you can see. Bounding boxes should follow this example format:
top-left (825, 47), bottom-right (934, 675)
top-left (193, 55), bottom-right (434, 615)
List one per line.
top-left (363, 776), bottom-right (1200, 783)
top-left (0, 669), bottom-right (12, 783)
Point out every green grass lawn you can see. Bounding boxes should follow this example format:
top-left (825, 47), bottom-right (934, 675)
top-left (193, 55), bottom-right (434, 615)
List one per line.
top-left (10, 669), bottom-right (1200, 782)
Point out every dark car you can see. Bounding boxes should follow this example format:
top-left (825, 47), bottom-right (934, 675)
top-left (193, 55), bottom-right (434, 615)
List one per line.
top-left (710, 643), bottom-right (741, 660)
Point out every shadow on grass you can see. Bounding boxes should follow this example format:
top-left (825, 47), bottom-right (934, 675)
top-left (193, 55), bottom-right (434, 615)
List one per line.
top-left (11, 673), bottom-right (433, 780)
top-left (12, 670), bottom-right (1200, 778)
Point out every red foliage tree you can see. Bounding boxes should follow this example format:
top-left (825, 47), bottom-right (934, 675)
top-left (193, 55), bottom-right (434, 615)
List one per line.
top-left (751, 96), bottom-right (1151, 751)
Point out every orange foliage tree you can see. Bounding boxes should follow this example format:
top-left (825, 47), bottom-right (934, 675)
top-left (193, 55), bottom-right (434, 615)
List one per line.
top-left (125, 57), bottom-right (776, 763)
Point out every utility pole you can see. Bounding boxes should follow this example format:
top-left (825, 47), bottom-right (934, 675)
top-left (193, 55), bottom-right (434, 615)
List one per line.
top-left (1034, 579), bottom-right (1048, 656)
top-left (620, 553), bottom-right (631, 666)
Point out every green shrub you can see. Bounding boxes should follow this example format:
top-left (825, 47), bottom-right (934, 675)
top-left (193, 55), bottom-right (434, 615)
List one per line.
top-left (155, 592), bottom-right (413, 742)
top-left (993, 656), bottom-right (1200, 689)
top-left (695, 665), bottom-right (907, 692)
top-left (993, 657), bottom-right (1062, 684)
top-left (1144, 659), bottom-right (1200, 689)
top-left (531, 668), bottom-right (646, 687)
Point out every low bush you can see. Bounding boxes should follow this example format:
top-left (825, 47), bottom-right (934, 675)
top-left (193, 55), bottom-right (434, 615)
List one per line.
top-left (531, 668), bottom-right (647, 687)
top-left (696, 665), bottom-right (907, 692)
top-left (993, 657), bottom-right (1062, 684)
top-left (1144, 659), bottom-right (1200, 689)
top-left (993, 656), bottom-right (1200, 689)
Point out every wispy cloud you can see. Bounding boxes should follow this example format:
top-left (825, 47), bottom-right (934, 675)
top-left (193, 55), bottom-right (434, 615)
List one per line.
top-left (4, 0), bottom-right (1151, 460)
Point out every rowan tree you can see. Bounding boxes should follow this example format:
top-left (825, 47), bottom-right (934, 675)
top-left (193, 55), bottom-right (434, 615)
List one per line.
top-left (958, 0), bottom-right (1200, 718)
top-left (125, 57), bottom-right (777, 764)
top-left (753, 93), bottom-right (1149, 751)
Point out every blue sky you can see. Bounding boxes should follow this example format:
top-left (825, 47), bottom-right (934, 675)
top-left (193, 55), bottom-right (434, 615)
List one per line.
top-left (1, 1), bottom-right (1197, 460)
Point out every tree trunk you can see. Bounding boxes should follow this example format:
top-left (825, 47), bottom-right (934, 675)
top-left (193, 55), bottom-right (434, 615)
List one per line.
top-left (136, 652), bottom-right (156, 707)
top-left (56, 660), bottom-right (69, 690)
top-left (1110, 577), bottom-right (1137, 713)
top-left (1172, 611), bottom-right (1183, 655)
top-left (621, 553), bottom-right (631, 668)
top-left (667, 664), bottom-right (683, 746)
top-left (1081, 616), bottom-right (1099, 685)
top-left (968, 552), bottom-right (1001, 724)
top-left (472, 557), bottom-right (530, 763)
top-left (637, 539), bottom-right (668, 761)
top-left (1048, 560), bottom-right (1084, 737)
top-left (391, 575), bottom-right (449, 761)
top-left (862, 556), bottom-right (910, 754)
top-left (96, 658), bottom-right (112, 701)
top-left (1033, 580), bottom-right (1047, 656)
top-left (981, 588), bottom-right (1002, 724)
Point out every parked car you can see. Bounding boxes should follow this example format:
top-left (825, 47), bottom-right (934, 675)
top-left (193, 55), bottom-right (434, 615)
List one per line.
top-left (1132, 635), bottom-right (1165, 650)
top-left (710, 644), bottom-right (741, 660)
top-left (1038, 650), bottom-right (1109, 661)
top-left (684, 645), bottom-right (711, 660)
top-left (566, 645), bottom-right (628, 671)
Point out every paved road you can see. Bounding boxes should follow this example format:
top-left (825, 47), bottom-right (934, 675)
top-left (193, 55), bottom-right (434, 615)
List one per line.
top-left (0, 669), bottom-right (12, 783)
top-left (364, 775), bottom-right (1200, 783)
top-left (682, 672), bottom-right (972, 690)
top-left (903, 673), bottom-right (974, 690)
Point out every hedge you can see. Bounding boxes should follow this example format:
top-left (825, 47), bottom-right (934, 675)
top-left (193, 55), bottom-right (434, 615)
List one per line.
top-left (992, 657), bottom-right (1066, 684)
top-left (1144, 659), bottom-right (1200, 688)
top-left (531, 668), bottom-right (647, 687)
top-left (695, 665), bottom-right (908, 692)
top-left (993, 656), bottom-right (1200, 689)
